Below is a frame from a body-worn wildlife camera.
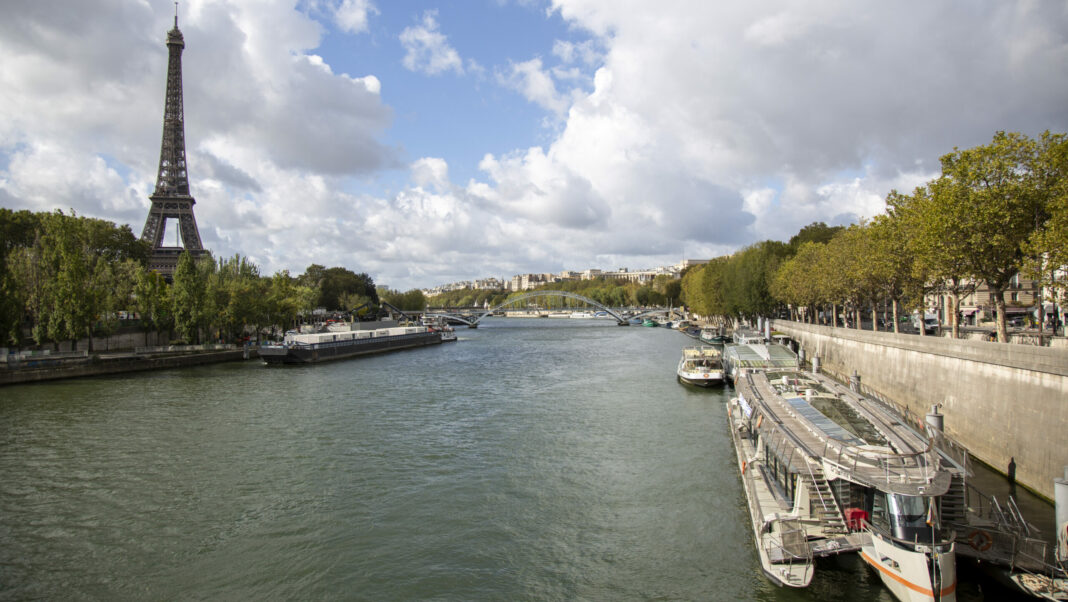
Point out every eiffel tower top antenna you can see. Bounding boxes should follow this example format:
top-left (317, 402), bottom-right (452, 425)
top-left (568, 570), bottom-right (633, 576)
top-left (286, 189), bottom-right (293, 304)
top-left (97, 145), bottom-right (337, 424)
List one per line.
top-left (174, 2), bottom-right (178, 27)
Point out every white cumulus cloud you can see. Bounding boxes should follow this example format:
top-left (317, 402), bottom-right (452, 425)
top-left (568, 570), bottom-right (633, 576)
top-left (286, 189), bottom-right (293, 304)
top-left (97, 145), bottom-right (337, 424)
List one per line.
top-left (399, 10), bottom-right (464, 76)
top-left (334, 0), bottom-right (378, 34)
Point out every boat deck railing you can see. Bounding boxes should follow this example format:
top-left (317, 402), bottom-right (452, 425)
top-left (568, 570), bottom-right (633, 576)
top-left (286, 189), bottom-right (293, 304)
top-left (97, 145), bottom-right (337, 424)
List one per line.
top-left (819, 437), bottom-right (941, 492)
top-left (765, 518), bottom-right (814, 568)
top-left (744, 372), bottom-right (946, 495)
top-left (848, 379), bottom-right (972, 473)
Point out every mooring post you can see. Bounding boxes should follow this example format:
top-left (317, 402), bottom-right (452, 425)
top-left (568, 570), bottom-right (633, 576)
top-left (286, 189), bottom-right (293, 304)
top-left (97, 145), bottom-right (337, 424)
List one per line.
top-left (925, 404), bottom-right (944, 442)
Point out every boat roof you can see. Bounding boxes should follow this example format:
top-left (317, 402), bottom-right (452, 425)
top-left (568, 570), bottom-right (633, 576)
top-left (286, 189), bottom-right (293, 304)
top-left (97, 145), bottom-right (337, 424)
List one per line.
top-left (782, 395), bottom-right (865, 446)
top-left (738, 369), bottom-right (952, 496)
top-left (682, 345), bottom-right (721, 358)
top-left (724, 343), bottom-right (799, 368)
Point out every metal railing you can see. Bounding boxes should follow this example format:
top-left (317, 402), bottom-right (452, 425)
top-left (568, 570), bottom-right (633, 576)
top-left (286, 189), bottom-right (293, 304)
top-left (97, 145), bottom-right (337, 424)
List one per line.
top-left (772, 518), bottom-right (814, 563)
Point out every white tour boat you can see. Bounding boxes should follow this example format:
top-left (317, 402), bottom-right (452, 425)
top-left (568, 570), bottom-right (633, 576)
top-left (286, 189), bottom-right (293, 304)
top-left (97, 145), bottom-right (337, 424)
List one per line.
top-left (676, 346), bottom-right (725, 387)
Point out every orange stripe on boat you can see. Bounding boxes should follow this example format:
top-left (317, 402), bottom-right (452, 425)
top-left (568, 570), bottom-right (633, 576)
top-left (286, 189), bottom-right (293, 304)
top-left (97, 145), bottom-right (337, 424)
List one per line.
top-left (859, 551), bottom-right (957, 597)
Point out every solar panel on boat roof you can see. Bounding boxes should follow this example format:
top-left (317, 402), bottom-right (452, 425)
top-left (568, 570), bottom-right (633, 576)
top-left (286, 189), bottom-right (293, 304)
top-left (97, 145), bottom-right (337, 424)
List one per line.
top-left (783, 396), bottom-right (865, 445)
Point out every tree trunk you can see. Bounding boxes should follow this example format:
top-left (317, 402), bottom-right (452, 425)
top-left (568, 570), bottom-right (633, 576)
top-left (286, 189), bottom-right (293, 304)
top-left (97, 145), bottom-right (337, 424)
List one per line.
top-left (992, 285), bottom-right (1008, 343)
top-left (1037, 283), bottom-right (1045, 337)
top-left (891, 298), bottom-right (899, 333)
top-left (949, 293), bottom-right (960, 339)
top-left (870, 303), bottom-right (878, 332)
top-left (854, 307), bottom-right (861, 329)
top-left (831, 303), bottom-right (837, 328)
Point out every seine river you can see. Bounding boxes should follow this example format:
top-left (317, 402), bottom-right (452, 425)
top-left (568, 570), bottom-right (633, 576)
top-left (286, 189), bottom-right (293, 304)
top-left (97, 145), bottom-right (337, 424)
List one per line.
top-left (0, 319), bottom-right (1036, 600)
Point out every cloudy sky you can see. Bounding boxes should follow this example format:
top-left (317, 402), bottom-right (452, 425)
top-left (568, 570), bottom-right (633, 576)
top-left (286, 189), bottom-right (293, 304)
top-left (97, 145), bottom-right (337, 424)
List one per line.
top-left (2, 1), bottom-right (1066, 290)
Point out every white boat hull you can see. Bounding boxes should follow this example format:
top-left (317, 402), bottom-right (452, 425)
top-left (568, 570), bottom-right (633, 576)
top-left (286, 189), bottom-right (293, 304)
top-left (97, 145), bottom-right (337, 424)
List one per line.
top-left (677, 369), bottom-right (725, 386)
top-left (860, 533), bottom-right (956, 602)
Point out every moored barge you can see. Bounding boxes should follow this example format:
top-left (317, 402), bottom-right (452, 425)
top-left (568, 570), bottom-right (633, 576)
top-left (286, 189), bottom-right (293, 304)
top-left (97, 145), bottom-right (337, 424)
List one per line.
top-left (260, 324), bottom-right (441, 365)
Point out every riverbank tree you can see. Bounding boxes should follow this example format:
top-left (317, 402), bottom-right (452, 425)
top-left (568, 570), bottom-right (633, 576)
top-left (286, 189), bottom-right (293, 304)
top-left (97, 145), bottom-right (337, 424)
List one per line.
top-left (378, 287), bottom-right (428, 312)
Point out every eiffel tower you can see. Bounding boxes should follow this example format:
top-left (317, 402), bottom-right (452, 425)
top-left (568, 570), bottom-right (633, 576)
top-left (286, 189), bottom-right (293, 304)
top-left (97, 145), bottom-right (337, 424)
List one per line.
top-left (140, 9), bottom-right (208, 278)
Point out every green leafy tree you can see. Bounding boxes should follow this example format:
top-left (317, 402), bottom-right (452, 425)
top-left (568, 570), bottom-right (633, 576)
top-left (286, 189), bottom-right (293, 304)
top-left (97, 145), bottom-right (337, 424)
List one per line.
top-left (300, 265), bottom-right (378, 311)
top-left (172, 251), bottom-right (209, 344)
top-left (772, 242), bottom-right (827, 323)
top-left (40, 212), bottom-right (111, 351)
top-left (788, 222), bottom-right (845, 252)
top-left (720, 241), bottom-right (790, 322)
top-left (868, 213), bottom-right (919, 333)
top-left (208, 255), bottom-right (264, 343)
top-left (379, 288), bottom-right (428, 312)
top-left (265, 270), bottom-right (315, 336)
top-left (935, 132), bottom-right (1043, 342)
top-left (887, 185), bottom-right (973, 337)
top-left (0, 209), bottom-right (43, 343)
top-left (6, 235), bottom-right (53, 346)
top-left (1022, 132), bottom-right (1068, 333)
top-left (134, 268), bottom-right (173, 345)
top-left (98, 258), bottom-right (142, 344)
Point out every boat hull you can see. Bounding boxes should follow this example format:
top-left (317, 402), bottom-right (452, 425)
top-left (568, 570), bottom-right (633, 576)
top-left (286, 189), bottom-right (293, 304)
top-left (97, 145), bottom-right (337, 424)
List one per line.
top-left (860, 533), bottom-right (956, 602)
top-left (726, 396), bottom-right (815, 587)
top-left (261, 331), bottom-right (441, 364)
top-left (677, 370), bottom-right (725, 386)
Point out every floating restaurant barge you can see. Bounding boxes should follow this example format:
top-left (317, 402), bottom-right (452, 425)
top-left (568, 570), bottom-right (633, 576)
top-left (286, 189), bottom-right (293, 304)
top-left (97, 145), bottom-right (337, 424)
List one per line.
top-left (728, 367), bottom-right (963, 601)
top-left (726, 354), bottom-right (1068, 601)
top-left (260, 324), bottom-right (442, 365)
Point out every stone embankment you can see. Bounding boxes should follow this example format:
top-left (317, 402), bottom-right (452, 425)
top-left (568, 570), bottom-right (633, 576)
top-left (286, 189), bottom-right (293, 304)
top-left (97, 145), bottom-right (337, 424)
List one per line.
top-left (772, 320), bottom-right (1067, 501)
top-left (1, 345), bottom-right (254, 386)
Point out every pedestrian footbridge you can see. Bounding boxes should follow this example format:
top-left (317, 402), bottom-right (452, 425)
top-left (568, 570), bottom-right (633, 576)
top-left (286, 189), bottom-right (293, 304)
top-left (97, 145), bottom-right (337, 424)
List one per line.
top-left (426, 291), bottom-right (627, 327)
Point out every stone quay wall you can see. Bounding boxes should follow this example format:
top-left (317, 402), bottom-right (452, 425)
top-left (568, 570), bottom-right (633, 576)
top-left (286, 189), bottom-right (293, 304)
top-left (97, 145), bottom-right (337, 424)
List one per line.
top-left (771, 320), bottom-right (1068, 501)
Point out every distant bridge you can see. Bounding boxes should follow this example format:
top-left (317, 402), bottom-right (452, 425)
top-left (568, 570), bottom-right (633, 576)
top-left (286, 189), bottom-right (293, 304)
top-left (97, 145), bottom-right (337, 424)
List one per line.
top-left (426, 291), bottom-right (628, 327)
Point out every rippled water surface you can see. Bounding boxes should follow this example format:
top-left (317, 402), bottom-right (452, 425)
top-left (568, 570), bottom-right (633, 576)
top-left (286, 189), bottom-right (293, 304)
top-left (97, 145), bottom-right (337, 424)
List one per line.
top-left (0, 319), bottom-right (1032, 600)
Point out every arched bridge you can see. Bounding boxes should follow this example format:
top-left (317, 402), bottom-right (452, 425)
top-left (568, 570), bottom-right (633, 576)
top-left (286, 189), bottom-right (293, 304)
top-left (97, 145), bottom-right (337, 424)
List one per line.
top-left (427, 290), bottom-right (627, 327)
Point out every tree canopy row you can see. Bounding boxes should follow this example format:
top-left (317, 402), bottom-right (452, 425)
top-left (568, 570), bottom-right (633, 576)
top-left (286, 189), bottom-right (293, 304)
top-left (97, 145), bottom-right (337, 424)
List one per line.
top-left (682, 131), bottom-right (1068, 343)
top-left (0, 209), bottom-right (427, 348)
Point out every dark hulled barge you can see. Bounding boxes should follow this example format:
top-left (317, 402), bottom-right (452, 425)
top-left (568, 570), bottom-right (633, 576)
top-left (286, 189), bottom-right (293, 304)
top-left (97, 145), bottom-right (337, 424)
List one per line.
top-left (260, 324), bottom-right (442, 365)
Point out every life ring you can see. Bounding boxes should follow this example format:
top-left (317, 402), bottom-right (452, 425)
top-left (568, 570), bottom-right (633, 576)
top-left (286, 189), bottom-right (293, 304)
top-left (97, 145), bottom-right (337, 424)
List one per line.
top-left (967, 530), bottom-right (993, 552)
top-left (703, 373), bottom-right (710, 378)
top-left (742, 460), bottom-right (747, 474)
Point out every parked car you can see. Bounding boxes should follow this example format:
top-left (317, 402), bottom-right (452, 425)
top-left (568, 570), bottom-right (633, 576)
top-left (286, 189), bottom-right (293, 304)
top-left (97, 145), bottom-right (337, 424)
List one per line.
top-left (911, 312), bottom-right (939, 334)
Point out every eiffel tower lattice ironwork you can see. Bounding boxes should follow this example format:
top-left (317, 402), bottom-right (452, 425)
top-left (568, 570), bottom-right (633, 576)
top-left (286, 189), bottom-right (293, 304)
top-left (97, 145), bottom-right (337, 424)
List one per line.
top-left (140, 11), bottom-right (208, 278)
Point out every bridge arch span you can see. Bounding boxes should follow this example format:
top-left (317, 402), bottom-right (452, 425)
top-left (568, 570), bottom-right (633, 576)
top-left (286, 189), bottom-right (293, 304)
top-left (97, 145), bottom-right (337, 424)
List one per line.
top-left (426, 290), bottom-right (626, 326)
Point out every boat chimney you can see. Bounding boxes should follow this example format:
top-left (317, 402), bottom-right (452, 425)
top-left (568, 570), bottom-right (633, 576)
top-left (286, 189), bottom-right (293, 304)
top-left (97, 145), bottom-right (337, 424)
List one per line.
top-left (1056, 466), bottom-right (1068, 563)
top-left (925, 404), bottom-right (944, 434)
top-left (764, 319), bottom-right (771, 342)
top-left (798, 347), bottom-right (806, 365)
top-left (812, 355), bottom-right (820, 374)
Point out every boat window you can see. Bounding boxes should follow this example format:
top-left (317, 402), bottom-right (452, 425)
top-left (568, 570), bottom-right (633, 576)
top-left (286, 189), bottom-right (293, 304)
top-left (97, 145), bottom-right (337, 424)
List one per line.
top-left (871, 492), bottom-right (890, 530)
top-left (887, 494), bottom-right (927, 529)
